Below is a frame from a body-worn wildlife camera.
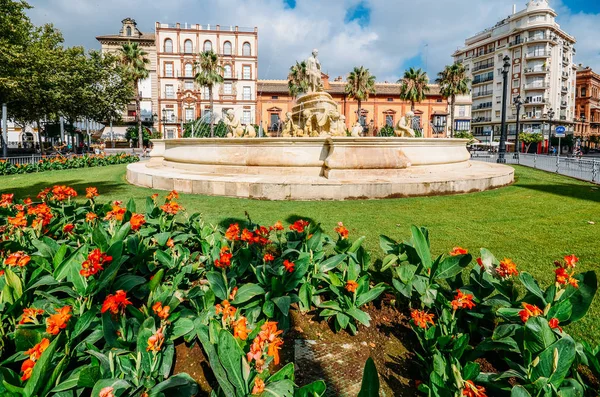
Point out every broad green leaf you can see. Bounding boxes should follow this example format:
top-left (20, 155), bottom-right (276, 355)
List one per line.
top-left (357, 358), bottom-right (380, 397)
top-left (320, 254), bottom-right (346, 273)
top-left (23, 334), bottom-right (62, 396)
top-left (217, 329), bottom-right (247, 395)
top-left (410, 226), bottom-right (432, 268)
top-left (91, 379), bottom-right (131, 397)
top-left (231, 283), bottom-right (265, 305)
top-left (206, 271), bottom-right (227, 301)
top-left (519, 272), bottom-right (547, 306)
top-left (433, 254), bottom-right (472, 280)
top-left (149, 373), bottom-right (198, 397)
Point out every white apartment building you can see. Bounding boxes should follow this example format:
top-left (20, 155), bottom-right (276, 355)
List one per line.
top-left (453, 0), bottom-right (577, 149)
top-left (155, 22), bottom-right (258, 139)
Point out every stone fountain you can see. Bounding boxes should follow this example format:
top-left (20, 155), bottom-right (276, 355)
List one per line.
top-left (126, 50), bottom-right (514, 200)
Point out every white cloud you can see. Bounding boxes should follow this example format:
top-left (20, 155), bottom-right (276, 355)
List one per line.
top-left (26, 0), bottom-right (600, 81)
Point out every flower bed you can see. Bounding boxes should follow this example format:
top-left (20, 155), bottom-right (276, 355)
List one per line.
top-left (0, 153), bottom-right (139, 175)
top-left (0, 187), bottom-right (598, 396)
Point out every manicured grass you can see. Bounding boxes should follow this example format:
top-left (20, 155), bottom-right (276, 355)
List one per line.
top-left (2, 164), bottom-right (599, 343)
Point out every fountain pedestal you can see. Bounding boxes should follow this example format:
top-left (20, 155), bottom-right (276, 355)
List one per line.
top-left (291, 91), bottom-right (341, 136)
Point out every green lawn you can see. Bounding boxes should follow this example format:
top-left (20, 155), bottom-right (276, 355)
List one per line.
top-left (2, 164), bottom-right (600, 343)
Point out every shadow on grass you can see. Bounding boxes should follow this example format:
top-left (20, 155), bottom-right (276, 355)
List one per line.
top-left (516, 182), bottom-right (600, 203)
top-left (5, 180), bottom-right (125, 200)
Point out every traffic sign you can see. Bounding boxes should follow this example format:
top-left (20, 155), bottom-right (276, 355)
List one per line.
top-left (555, 125), bottom-right (566, 137)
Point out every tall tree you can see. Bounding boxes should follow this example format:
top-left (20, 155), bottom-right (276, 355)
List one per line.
top-left (398, 67), bottom-right (430, 111)
top-left (436, 62), bottom-right (470, 138)
top-left (344, 66), bottom-right (376, 125)
top-left (195, 50), bottom-right (224, 137)
top-left (287, 61), bottom-right (309, 98)
top-left (119, 42), bottom-right (149, 148)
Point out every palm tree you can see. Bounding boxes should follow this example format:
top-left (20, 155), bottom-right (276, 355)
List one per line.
top-left (119, 43), bottom-right (149, 148)
top-left (398, 67), bottom-right (430, 111)
top-left (194, 50), bottom-right (223, 137)
top-left (345, 66), bottom-right (376, 125)
top-left (436, 62), bottom-right (471, 138)
top-left (287, 61), bottom-right (309, 98)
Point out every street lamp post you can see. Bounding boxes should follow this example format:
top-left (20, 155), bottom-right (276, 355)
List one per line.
top-left (497, 56), bottom-right (511, 164)
top-left (514, 95), bottom-right (524, 158)
top-left (161, 109), bottom-right (167, 138)
top-left (546, 108), bottom-right (555, 155)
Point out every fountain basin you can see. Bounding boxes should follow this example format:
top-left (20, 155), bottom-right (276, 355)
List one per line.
top-left (128, 137), bottom-right (514, 200)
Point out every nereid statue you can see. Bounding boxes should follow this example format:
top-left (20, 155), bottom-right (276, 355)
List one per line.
top-left (282, 111), bottom-right (304, 137)
top-left (394, 111), bottom-right (416, 138)
top-left (224, 109), bottom-right (256, 138)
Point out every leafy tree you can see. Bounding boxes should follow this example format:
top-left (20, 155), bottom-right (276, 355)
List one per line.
top-left (287, 61), bottom-right (309, 98)
top-left (183, 119), bottom-right (228, 138)
top-left (454, 130), bottom-right (475, 143)
top-left (436, 62), bottom-right (470, 138)
top-left (125, 125), bottom-right (160, 146)
top-left (398, 67), bottom-right (429, 111)
top-left (119, 42), bottom-right (149, 149)
top-left (519, 132), bottom-right (543, 153)
top-left (345, 66), bottom-right (376, 125)
top-left (194, 50), bottom-right (223, 137)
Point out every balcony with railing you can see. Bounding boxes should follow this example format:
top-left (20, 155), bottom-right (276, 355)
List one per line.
top-left (524, 98), bottom-right (547, 105)
top-left (561, 71), bottom-right (569, 80)
top-left (509, 38), bottom-right (525, 47)
top-left (524, 82), bottom-right (550, 90)
top-left (523, 67), bottom-right (550, 75)
top-left (472, 102), bottom-right (493, 111)
top-left (562, 57), bottom-right (570, 65)
top-left (561, 86), bottom-right (568, 93)
top-left (526, 35), bottom-right (547, 43)
top-left (472, 117), bottom-right (492, 123)
top-left (560, 100), bottom-right (568, 108)
top-left (473, 48), bottom-right (495, 59)
top-left (525, 52), bottom-right (549, 59)
top-left (472, 61), bottom-right (495, 72)
top-left (472, 75), bottom-right (494, 85)
top-left (472, 89), bottom-right (493, 98)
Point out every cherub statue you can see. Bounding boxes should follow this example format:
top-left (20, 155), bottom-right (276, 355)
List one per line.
top-left (329, 111), bottom-right (345, 137)
top-left (282, 111), bottom-right (303, 137)
top-left (351, 120), bottom-right (363, 137)
top-left (224, 109), bottom-right (256, 138)
top-left (394, 111), bottom-right (416, 137)
top-left (302, 110), bottom-right (320, 137)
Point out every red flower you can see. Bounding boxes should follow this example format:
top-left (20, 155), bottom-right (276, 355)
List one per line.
top-left (463, 380), bottom-right (487, 397)
top-left (563, 254), bottom-right (579, 269)
top-left (225, 223), bottom-right (240, 240)
top-left (555, 267), bottom-right (569, 285)
top-left (46, 306), bottom-right (72, 335)
top-left (345, 280), bottom-right (359, 293)
top-left (449, 247), bottom-right (468, 256)
top-left (101, 290), bottom-right (132, 315)
top-left (410, 309), bottom-right (435, 329)
top-left (289, 219), bottom-right (309, 233)
top-left (130, 213), bottom-right (146, 231)
top-left (85, 187), bottom-right (99, 199)
top-left (215, 247), bottom-right (233, 268)
top-left (549, 318), bottom-right (563, 332)
top-left (451, 290), bottom-right (476, 310)
top-left (476, 258), bottom-right (484, 268)
top-left (334, 222), bottom-right (349, 239)
top-left (63, 224), bottom-right (74, 234)
top-left (263, 253), bottom-right (275, 262)
top-left (37, 188), bottom-right (51, 200)
top-left (5, 251), bottom-right (31, 267)
top-left (241, 228), bottom-right (254, 242)
top-left (21, 359), bottom-right (35, 381)
top-left (518, 303), bottom-right (543, 323)
top-left (50, 185), bottom-right (77, 201)
top-left (497, 258), bottom-right (519, 278)
top-left (0, 193), bottom-right (14, 208)
top-left (24, 338), bottom-right (50, 361)
top-left (80, 248), bottom-right (113, 278)
top-left (283, 259), bottom-right (295, 273)
top-left (273, 220), bottom-right (284, 231)
top-left (8, 211), bottom-right (27, 228)
top-left (28, 203), bottom-right (53, 228)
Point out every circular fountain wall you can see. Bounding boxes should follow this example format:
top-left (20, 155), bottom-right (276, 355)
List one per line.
top-left (126, 137), bottom-right (514, 200)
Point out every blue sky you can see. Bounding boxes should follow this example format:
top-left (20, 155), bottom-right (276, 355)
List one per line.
top-left (27, 0), bottom-right (600, 82)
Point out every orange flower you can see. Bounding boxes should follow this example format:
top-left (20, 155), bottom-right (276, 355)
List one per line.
top-left (555, 267), bottom-right (569, 285)
top-left (241, 228), bottom-right (254, 243)
top-left (273, 220), bottom-right (284, 231)
top-left (229, 287), bottom-right (238, 301)
top-left (63, 224), bottom-right (74, 234)
top-left (252, 378), bottom-right (265, 395)
top-left (86, 212), bottom-right (98, 223)
top-left (50, 185), bottom-right (77, 201)
top-left (147, 327), bottom-right (165, 352)
top-left (28, 203), bottom-right (53, 228)
top-left (410, 309), bottom-right (435, 329)
top-left (130, 213), bottom-right (146, 231)
top-left (101, 290), bottom-right (132, 315)
top-left (166, 190), bottom-right (179, 201)
top-left (549, 317), bottom-right (563, 332)
top-left (267, 336), bottom-right (284, 365)
top-left (215, 300), bottom-right (237, 321)
top-left (105, 203), bottom-right (126, 221)
top-left (19, 308), bottom-right (44, 324)
top-left (0, 193), bottom-right (14, 208)
top-left (519, 303), bottom-right (543, 323)
top-left (166, 238), bottom-right (175, 248)
top-left (225, 223), bottom-right (240, 240)
top-left (152, 302), bottom-right (171, 320)
top-left (160, 201), bottom-right (183, 215)
top-left (451, 290), bottom-right (476, 311)
top-left (283, 259), bottom-right (295, 273)
top-left (215, 247), bottom-right (233, 268)
top-left (46, 306), bottom-right (72, 335)
top-left (80, 248), bottom-right (112, 278)
top-left (85, 187), bottom-right (99, 199)
top-left (24, 338), bottom-right (50, 361)
top-left (263, 253), bottom-right (275, 262)
top-left (99, 387), bottom-right (115, 397)
top-left (8, 211), bottom-right (27, 228)
top-left (568, 277), bottom-right (579, 288)
top-left (449, 247), bottom-right (468, 256)
top-left (253, 226), bottom-right (271, 245)
top-left (5, 251), bottom-right (31, 267)
top-left (233, 317), bottom-right (249, 340)
top-left (563, 254), bottom-right (579, 269)
top-left (36, 188), bottom-right (50, 200)
top-left (20, 359), bottom-right (35, 381)
top-left (151, 193), bottom-right (159, 201)
top-left (463, 380), bottom-right (487, 397)
top-left (345, 280), bottom-right (359, 293)
top-left (497, 258), bottom-right (519, 278)
top-left (289, 219), bottom-right (309, 233)
top-left (334, 222), bottom-right (349, 239)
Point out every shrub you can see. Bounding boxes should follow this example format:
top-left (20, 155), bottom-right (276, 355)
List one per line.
top-left (0, 153), bottom-right (139, 176)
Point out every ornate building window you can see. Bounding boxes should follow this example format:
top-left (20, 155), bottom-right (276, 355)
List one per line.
top-left (164, 39), bottom-right (173, 53)
top-left (224, 64), bottom-right (232, 78)
top-left (224, 82), bottom-right (232, 95)
top-left (243, 110), bottom-right (251, 124)
top-left (243, 65), bottom-right (251, 79)
top-left (184, 63), bottom-right (193, 78)
top-left (203, 40), bottom-right (212, 52)
top-left (184, 39), bottom-right (193, 53)
top-left (223, 41), bottom-right (232, 55)
top-left (243, 86), bottom-right (251, 100)
top-left (242, 42), bottom-right (251, 56)
top-left (126, 26), bottom-right (132, 36)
